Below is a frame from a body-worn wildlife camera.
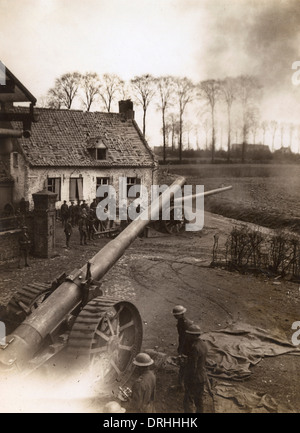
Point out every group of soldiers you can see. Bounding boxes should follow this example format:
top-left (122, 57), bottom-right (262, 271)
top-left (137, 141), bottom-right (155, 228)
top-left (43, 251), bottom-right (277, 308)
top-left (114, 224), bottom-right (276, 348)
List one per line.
top-left (104, 304), bottom-right (208, 414)
top-left (60, 198), bottom-right (111, 248)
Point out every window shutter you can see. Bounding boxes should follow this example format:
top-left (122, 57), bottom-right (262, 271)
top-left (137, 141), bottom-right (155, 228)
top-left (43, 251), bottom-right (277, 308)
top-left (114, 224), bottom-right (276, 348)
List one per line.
top-left (77, 178), bottom-right (84, 200)
top-left (55, 178), bottom-right (61, 200)
top-left (70, 179), bottom-right (76, 201)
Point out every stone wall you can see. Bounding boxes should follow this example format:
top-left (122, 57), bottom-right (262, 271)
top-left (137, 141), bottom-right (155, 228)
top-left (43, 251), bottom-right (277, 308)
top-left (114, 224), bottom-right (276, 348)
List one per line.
top-left (0, 229), bottom-right (21, 261)
top-left (0, 214), bottom-right (33, 262)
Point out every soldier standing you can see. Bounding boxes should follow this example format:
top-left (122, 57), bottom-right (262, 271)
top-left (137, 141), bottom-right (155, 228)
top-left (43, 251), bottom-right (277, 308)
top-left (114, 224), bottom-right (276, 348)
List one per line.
top-left (90, 198), bottom-right (97, 211)
top-left (18, 226), bottom-right (31, 268)
top-left (129, 353), bottom-right (156, 413)
top-left (183, 324), bottom-right (208, 413)
top-left (64, 218), bottom-right (73, 249)
top-left (60, 200), bottom-right (69, 227)
top-left (69, 201), bottom-right (75, 227)
top-left (87, 209), bottom-right (96, 241)
top-left (78, 210), bottom-right (88, 245)
top-left (172, 305), bottom-right (193, 388)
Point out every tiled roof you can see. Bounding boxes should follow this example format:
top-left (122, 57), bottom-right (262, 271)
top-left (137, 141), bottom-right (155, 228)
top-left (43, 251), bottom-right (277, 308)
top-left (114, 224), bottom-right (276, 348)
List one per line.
top-left (12, 108), bottom-right (156, 168)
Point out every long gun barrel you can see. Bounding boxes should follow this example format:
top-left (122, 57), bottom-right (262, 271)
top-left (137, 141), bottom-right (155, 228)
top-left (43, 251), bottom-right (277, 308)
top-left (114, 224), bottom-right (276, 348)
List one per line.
top-left (0, 128), bottom-right (23, 138)
top-left (173, 185), bottom-right (233, 203)
top-left (0, 176), bottom-right (187, 372)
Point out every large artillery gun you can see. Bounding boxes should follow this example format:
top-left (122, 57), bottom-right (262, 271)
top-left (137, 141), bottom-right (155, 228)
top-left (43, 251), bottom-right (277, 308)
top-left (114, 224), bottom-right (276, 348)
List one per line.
top-left (0, 177), bottom-right (232, 402)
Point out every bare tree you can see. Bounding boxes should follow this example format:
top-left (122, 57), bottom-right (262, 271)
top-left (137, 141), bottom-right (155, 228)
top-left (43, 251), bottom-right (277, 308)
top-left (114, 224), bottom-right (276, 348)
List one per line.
top-left (236, 75), bottom-right (261, 162)
top-left (231, 114), bottom-right (243, 145)
top-left (130, 74), bottom-right (156, 137)
top-left (202, 118), bottom-right (211, 150)
top-left (247, 107), bottom-right (260, 144)
top-left (155, 76), bottom-right (175, 163)
top-left (81, 72), bottom-right (101, 112)
top-left (198, 79), bottom-right (221, 162)
top-left (270, 120), bottom-right (278, 152)
top-left (173, 77), bottom-right (195, 161)
top-left (220, 77), bottom-right (238, 161)
top-left (261, 120), bottom-right (269, 145)
top-left (167, 113), bottom-right (180, 151)
top-left (279, 122), bottom-right (286, 148)
top-left (47, 72), bottom-right (82, 109)
top-left (194, 125), bottom-right (200, 150)
top-left (119, 81), bottom-right (131, 101)
top-left (183, 120), bottom-right (193, 150)
top-left (100, 73), bottom-right (125, 113)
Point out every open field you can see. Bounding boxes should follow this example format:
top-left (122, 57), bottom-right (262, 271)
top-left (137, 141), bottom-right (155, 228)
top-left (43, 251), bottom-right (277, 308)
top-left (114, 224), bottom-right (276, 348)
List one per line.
top-left (161, 163), bottom-right (300, 235)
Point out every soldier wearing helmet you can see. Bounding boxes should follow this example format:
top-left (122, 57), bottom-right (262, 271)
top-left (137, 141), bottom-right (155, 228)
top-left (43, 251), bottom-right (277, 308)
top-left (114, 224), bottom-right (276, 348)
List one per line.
top-left (129, 353), bottom-right (156, 413)
top-left (183, 324), bottom-right (208, 413)
top-left (172, 305), bottom-right (193, 388)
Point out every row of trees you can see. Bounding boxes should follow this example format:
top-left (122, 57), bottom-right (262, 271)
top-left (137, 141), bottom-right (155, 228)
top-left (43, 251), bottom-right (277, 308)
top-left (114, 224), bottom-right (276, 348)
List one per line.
top-left (41, 72), bottom-right (266, 163)
top-left (164, 118), bottom-right (300, 155)
top-left (43, 72), bottom-right (126, 112)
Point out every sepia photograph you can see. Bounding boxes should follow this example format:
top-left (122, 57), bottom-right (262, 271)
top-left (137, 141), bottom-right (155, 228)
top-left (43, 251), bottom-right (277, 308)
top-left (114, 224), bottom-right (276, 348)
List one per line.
top-left (0, 0), bottom-right (300, 417)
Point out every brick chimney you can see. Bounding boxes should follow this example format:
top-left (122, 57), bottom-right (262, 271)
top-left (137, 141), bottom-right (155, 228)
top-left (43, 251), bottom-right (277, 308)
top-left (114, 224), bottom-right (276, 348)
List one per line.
top-left (118, 99), bottom-right (135, 121)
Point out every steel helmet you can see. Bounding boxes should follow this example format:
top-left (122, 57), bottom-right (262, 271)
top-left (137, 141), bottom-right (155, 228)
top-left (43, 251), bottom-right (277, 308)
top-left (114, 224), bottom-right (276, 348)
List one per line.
top-left (172, 305), bottom-right (187, 316)
top-left (133, 352), bottom-right (154, 367)
top-left (103, 401), bottom-right (126, 413)
top-left (186, 324), bottom-right (201, 334)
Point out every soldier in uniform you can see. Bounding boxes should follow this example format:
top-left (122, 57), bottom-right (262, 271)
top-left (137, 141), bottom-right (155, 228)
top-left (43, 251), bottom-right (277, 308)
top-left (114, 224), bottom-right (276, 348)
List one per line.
top-left (172, 305), bottom-right (194, 388)
top-left (78, 210), bottom-right (88, 245)
top-left (87, 209), bottom-right (96, 241)
top-left (183, 324), bottom-right (208, 413)
top-left (60, 200), bottom-right (69, 227)
top-left (90, 198), bottom-right (97, 212)
top-left (80, 200), bottom-right (89, 211)
top-left (74, 201), bottom-right (80, 226)
top-left (129, 353), bottom-right (156, 413)
top-left (69, 201), bottom-right (76, 227)
top-left (18, 226), bottom-right (31, 268)
top-left (64, 218), bottom-right (73, 249)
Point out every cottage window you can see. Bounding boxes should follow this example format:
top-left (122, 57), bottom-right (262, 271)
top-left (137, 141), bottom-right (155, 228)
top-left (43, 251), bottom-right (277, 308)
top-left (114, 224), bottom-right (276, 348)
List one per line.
top-left (126, 177), bottom-right (141, 197)
top-left (96, 148), bottom-right (107, 160)
top-left (96, 177), bottom-right (110, 193)
top-left (69, 178), bottom-right (84, 202)
top-left (47, 177), bottom-right (61, 200)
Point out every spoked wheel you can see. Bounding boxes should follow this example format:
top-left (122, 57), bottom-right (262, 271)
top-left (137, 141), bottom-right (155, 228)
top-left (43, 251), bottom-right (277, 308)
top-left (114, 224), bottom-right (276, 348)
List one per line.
top-left (68, 296), bottom-right (143, 386)
top-left (162, 205), bottom-right (186, 234)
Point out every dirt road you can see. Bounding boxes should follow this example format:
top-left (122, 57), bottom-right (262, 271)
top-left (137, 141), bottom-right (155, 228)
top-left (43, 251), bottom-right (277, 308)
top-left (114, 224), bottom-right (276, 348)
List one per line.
top-left (0, 211), bottom-right (300, 413)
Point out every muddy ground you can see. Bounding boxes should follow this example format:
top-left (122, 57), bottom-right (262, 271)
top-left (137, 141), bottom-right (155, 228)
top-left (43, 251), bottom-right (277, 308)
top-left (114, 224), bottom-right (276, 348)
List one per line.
top-left (1, 210), bottom-right (300, 414)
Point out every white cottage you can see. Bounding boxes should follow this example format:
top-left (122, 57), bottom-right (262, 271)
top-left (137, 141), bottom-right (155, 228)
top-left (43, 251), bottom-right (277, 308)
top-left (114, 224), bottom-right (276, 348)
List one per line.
top-left (8, 100), bottom-right (158, 210)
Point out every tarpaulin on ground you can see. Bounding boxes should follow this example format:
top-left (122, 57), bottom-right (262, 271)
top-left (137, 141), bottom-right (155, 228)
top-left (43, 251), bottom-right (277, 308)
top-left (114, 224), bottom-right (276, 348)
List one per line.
top-left (201, 323), bottom-right (300, 380)
top-left (211, 381), bottom-right (294, 413)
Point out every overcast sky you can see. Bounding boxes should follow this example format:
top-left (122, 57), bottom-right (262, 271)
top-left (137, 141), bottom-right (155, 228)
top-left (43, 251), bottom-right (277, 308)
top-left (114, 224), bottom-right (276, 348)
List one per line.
top-left (1, 0), bottom-right (300, 148)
